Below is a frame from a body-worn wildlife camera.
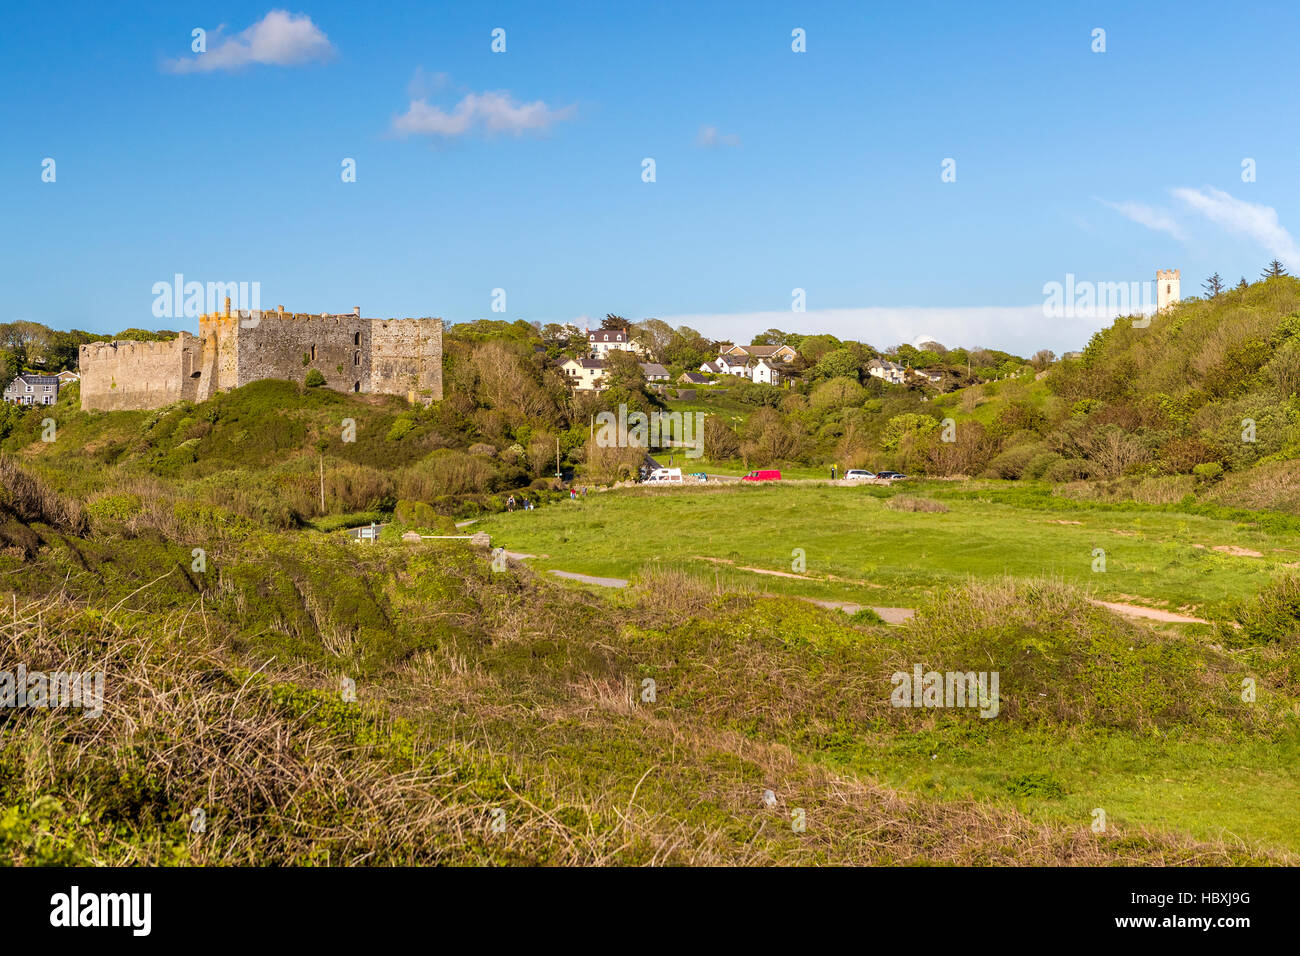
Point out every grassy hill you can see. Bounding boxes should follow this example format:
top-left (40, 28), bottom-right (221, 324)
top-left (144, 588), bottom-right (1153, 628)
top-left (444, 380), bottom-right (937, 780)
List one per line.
top-left (3, 461), bottom-right (1298, 864)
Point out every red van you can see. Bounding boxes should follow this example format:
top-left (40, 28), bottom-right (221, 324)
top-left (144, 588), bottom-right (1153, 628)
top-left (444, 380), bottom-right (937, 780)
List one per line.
top-left (741, 469), bottom-right (781, 482)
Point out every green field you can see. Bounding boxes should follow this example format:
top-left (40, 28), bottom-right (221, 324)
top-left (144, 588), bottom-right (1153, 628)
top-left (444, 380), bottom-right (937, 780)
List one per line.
top-left (472, 481), bottom-right (1300, 854)
top-left (478, 480), bottom-right (1295, 620)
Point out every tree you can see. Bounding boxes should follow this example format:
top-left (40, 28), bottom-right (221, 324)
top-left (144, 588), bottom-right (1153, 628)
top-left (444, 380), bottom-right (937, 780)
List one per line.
top-left (1203, 273), bottom-right (1225, 298)
top-left (751, 328), bottom-right (790, 346)
top-left (631, 318), bottom-right (674, 360)
top-left (600, 314), bottom-right (630, 331)
top-left (1238, 277), bottom-right (1249, 290)
top-left (1029, 349), bottom-right (1056, 370)
top-left (1262, 260), bottom-right (1289, 279)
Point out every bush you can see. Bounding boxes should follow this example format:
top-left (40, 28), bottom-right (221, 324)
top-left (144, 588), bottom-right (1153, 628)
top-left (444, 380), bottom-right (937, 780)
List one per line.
top-left (1044, 458), bottom-right (1097, 482)
top-left (1236, 575), bottom-right (1300, 647)
top-left (393, 499), bottom-right (457, 533)
top-left (1192, 461), bottom-right (1224, 482)
top-left (885, 495), bottom-right (948, 513)
top-left (305, 369), bottom-right (326, 388)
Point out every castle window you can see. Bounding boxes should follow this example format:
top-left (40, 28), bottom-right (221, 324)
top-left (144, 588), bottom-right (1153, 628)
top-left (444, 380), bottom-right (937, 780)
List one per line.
top-left (1166, 284), bottom-right (1171, 294)
top-left (354, 331), bottom-right (361, 346)
top-left (353, 350), bottom-right (360, 366)
top-left (353, 381), bottom-right (360, 392)
top-left (310, 344), bottom-right (317, 361)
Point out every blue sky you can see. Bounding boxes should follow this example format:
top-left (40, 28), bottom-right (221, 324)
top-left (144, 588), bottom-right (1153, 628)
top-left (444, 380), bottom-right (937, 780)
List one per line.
top-left (4, 0), bottom-right (1299, 354)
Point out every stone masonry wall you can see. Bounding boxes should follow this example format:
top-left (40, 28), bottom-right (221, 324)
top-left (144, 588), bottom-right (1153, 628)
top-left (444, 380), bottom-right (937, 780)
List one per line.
top-left (78, 304), bottom-right (443, 410)
top-left (371, 317), bottom-right (443, 402)
top-left (78, 335), bottom-right (202, 411)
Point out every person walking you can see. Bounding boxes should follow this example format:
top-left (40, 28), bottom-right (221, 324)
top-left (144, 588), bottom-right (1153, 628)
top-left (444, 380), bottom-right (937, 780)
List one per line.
top-left (507, 495), bottom-right (516, 512)
top-left (830, 464), bottom-right (837, 480)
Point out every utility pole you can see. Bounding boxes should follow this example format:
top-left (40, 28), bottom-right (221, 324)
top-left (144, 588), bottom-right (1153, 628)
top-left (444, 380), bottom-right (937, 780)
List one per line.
top-left (556, 436), bottom-right (561, 479)
top-left (319, 454), bottom-right (325, 514)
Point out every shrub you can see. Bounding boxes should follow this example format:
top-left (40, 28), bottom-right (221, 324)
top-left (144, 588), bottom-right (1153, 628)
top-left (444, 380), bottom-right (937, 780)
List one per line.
top-left (305, 369), bottom-right (326, 388)
top-left (1192, 461), bottom-right (1224, 482)
top-left (1236, 575), bottom-right (1300, 647)
top-left (387, 418), bottom-right (417, 442)
top-left (1044, 458), bottom-right (1097, 482)
top-left (885, 496), bottom-right (948, 513)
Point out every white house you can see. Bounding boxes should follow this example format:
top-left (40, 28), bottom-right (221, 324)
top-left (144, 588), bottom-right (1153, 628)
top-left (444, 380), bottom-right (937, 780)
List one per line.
top-left (561, 357), bottom-right (607, 391)
top-left (752, 359), bottom-right (782, 385)
top-left (587, 329), bottom-right (638, 360)
top-left (721, 343), bottom-right (798, 364)
top-left (716, 354), bottom-right (751, 377)
top-left (867, 359), bottom-right (907, 385)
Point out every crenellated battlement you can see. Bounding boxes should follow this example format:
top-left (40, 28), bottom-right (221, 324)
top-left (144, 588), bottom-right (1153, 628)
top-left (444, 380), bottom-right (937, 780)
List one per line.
top-left (80, 299), bottom-right (442, 411)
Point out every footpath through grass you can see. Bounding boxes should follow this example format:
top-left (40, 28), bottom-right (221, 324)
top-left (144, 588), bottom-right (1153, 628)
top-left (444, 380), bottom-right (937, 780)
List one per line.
top-left (479, 480), bottom-right (1295, 619)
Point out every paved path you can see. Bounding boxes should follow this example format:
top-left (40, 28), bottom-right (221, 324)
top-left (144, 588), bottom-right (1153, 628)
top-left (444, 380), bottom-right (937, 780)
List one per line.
top-left (540, 567), bottom-right (912, 623)
top-left (547, 569), bottom-right (630, 588)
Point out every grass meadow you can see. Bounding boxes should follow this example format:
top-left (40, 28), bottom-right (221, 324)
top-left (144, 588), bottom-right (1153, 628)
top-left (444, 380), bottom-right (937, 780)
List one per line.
top-left (477, 479), bottom-right (1295, 621)
top-left (473, 479), bottom-right (1300, 853)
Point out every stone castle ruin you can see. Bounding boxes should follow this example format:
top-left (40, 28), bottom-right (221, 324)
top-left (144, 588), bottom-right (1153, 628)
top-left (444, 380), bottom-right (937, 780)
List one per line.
top-left (78, 300), bottom-right (443, 411)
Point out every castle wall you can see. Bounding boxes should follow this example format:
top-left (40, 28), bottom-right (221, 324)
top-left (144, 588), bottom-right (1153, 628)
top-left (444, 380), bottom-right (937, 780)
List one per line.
top-left (78, 335), bottom-right (203, 411)
top-left (78, 305), bottom-right (443, 410)
top-left (371, 318), bottom-right (443, 402)
top-left (233, 310), bottom-right (374, 394)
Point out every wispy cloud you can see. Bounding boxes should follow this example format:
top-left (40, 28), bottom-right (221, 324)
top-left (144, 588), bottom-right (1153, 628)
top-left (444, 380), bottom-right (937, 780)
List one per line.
top-left (164, 10), bottom-right (335, 74)
top-left (1172, 186), bottom-right (1300, 264)
top-left (1096, 198), bottom-right (1186, 241)
top-left (695, 124), bottom-right (741, 148)
top-left (392, 90), bottom-right (576, 138)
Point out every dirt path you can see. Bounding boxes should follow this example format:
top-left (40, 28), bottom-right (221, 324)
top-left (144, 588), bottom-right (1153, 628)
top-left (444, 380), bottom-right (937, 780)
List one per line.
top-left (540, 566), bottom-right (911, 622)
top-left (547, 569), bottom-right (630, 588)
top-left (1089, 600), bottom-right (1211, 625)
top-left (802, 599), bottom-right (915, 624)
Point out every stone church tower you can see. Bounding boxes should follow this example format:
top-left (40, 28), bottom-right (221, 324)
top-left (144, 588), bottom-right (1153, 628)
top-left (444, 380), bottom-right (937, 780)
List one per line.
top-left (1156, 269), bottom-right (1181, 312)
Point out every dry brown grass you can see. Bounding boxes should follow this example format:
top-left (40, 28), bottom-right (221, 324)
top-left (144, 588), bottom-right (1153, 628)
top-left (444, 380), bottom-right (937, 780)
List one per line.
top-left (885, 495), bottom-right (949, 513)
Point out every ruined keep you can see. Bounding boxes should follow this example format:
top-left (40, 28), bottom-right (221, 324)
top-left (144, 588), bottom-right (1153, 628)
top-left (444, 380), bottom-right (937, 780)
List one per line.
top-left (78, 301), bottom-right (443, 411)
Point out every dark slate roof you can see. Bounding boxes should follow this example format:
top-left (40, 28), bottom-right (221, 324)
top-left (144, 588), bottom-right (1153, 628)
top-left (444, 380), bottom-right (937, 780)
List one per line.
top-left (588, 330), bottom-right (627, 342)
top-left (639, 363), bottom-right (669, 377)
top-left (13, 374), bottom-right (60, 385)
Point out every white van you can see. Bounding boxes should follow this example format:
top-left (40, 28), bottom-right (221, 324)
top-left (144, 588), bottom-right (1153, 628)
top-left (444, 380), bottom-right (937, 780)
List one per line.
top-left (646, 468), bottom-right (683, 483)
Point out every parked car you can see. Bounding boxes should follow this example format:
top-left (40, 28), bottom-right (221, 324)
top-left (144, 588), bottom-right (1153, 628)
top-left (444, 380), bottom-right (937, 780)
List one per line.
top-left (844, 469), bottom-right (876, 481)
top-left (741, 469), bottom-right (781, 482)
top-left (876, 471), bottom-right (908, 480)
top-left (688, 472), bottom-right (708, 482)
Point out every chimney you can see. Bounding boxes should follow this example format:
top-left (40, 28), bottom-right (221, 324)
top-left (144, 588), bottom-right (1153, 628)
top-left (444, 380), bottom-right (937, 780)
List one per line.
top-left (353, 306), bottom-right (361, 316)
top-left (224, 296), bottom-right (231, 317)
top-left (277, 305), bottom-right (284, 315)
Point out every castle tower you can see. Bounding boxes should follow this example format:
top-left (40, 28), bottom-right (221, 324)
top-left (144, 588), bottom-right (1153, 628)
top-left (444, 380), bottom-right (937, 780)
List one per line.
top-left (1157, 269), bottom-right (1181, 312)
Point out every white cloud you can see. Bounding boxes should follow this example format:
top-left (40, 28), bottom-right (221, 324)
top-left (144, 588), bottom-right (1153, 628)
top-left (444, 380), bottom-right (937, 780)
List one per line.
top-left (658, 305), bottom-right (1094, 355)
top-left (1172, 186), bottom-right (1300, 265)
top-left (392, 91), bottom-right (576, 138)
top-left (165, 10), bottom-right (335, 74)
top-left (1097, 199), bottom-right (1187, 241)
top-left (406, 68), bottom-right (452, 100)
top-left (695, 124), bottom-right (741, 148)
